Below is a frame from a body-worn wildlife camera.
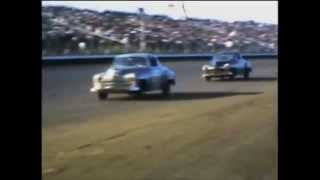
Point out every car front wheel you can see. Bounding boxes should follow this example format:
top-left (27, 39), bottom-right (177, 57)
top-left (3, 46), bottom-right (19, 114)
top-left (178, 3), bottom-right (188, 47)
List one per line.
top-left (161, 82), bottom-right (171, 96)
top-left (205, 76), bottom-right (211, 81)
top-left (244, 69), bottom-right (250, 79)
top-left (128, 91), bottom-right (142, 97)
top-left (97, 91), bottom-right (108, 100)
top-left (229, 68), bottom-right (237, 80)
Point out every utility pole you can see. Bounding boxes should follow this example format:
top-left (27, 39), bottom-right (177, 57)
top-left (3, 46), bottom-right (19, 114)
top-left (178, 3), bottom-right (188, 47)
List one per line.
top-left (138, 8), bottom-right (146, 52)
top-left (181, 1), bottom-right (193, 53)
top-left (181, 1), bottom-right (188, 20)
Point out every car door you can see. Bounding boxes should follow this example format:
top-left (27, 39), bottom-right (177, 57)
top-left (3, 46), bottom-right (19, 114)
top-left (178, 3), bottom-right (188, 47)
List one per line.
top-left (149, 55), bottom-right (163, 90)
top-left (238, 55), bottom-right (250, 74)
top-left (233, 54), bottom-right (246, 74)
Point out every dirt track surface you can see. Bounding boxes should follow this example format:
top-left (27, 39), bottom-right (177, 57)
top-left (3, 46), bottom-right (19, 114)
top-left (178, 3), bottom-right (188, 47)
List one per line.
top-left (42, 60), bottom-right (277, 127)
top-left (42, 59), bottom-right (277, 180)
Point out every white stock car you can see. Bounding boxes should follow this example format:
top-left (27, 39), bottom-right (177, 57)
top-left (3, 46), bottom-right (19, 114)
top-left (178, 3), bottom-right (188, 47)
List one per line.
top-left (201, 52), bottom-right (252, 81)
top-left (90, 53), bottom-right (176, 100)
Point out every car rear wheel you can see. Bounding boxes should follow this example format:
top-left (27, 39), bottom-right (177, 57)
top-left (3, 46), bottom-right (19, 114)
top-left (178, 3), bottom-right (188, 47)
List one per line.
top-left (161, 81), bottom-right (171, 96)
top-left (97, 91), bottom-right (108, 100)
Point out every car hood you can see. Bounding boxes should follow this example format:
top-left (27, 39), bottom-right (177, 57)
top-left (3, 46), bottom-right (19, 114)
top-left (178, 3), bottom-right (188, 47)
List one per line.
top-left (100, 66), bottom-right (150, 80)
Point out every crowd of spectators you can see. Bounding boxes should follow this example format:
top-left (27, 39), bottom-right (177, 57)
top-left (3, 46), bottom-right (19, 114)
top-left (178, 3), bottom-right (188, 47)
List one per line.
top-left (42, 6), bottom-right (278, 56)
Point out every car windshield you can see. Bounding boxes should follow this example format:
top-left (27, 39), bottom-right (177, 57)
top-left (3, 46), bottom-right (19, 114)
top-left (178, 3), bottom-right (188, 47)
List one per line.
top-left (113, 56), bottom-right (148, 68)
top-left (213, 54), bottom-right (234, 61)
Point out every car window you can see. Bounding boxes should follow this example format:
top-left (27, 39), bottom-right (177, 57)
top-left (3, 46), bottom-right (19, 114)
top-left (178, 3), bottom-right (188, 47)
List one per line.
top-left (214, 54), bottom-right (233, 61)
top-left (113, 56), bottom-right (148, 67)
top-left (232, 56), bottom-right (238, 63)
top-left (149, 56), bottom-right (158, 67)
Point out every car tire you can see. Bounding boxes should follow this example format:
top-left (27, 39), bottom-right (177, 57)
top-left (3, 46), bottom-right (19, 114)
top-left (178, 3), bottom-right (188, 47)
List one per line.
top-left (229, 75), bottom-right (235, 80)
top-left (244, 69), bottom-right (250, 79)
top-left (128, 91), bottom-right (142, 97)
top-left (137, 79), bottom-right (148, 92)
top-left (97, 91), bottom-right (108, 100)
top-left (229, 68), bottom-right (237, 80)
top-left (161, 81), bottom-right (171, 96)
top-left (205, 76), bottom-right (211, 81)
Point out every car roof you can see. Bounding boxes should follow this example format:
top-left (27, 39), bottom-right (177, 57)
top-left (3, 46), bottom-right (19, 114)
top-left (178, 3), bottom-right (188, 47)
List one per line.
top-left (216, 52), bottom-right (240, 56)
top-left (115, 53), bottom-right (155, 58)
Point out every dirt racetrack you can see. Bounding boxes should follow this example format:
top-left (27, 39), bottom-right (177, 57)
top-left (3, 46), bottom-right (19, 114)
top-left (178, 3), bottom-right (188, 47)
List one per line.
top-left (42, 59), bottom-right (277, 180)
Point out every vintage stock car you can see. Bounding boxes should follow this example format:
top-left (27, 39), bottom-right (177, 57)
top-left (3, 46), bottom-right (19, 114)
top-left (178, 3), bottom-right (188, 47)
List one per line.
top-left (90, 53), bottom-right (176, 100)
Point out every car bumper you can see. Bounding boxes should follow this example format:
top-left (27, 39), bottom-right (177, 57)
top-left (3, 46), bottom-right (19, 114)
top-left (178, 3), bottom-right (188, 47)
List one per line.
top-left (90, 81), bottom-right (140, 93)
top-left (202, 69), bottom-right (233, 77)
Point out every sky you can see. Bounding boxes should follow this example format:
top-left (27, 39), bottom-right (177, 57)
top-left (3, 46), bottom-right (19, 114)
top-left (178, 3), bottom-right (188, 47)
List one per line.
top-left (42, 1), bottom-right (278, 24)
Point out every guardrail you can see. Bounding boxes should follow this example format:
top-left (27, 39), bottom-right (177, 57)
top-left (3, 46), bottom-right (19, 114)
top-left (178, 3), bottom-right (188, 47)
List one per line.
top-left (42, 53), bottom-right (277, 65)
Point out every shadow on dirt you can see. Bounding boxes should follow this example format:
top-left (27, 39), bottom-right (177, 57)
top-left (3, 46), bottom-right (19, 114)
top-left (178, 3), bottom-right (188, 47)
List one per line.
top-left (109, 91), bottom-right (262, 101)
top-left (213, 77), bottom-right (277, 82)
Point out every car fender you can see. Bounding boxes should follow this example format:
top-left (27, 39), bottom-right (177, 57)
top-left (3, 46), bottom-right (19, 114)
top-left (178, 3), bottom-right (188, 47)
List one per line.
top-left (93, 72), bottom-right (105, 81)
top-left (158, 65), bottom-right (176, 80)
top-left (244, 60), bottom-right (252, 70)
top-left (166, 69), bottom-right (176, 80)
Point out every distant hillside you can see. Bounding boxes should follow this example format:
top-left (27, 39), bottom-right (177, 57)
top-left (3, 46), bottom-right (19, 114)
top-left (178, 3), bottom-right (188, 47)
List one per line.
top-left (42, 6), bottom-right (278, 56)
